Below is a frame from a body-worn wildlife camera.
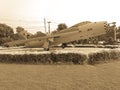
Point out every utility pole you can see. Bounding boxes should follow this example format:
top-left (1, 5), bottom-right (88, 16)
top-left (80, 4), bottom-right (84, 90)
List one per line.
top-left (44, 18), bottom-right (47, 33)
top-left (48, 21), bottom-right (51, 34)
top-left (112, 22), bottom-right (116, 42)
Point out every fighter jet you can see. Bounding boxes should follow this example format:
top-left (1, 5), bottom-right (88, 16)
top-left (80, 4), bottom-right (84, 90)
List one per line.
top-left (3, 21), bottom-right (111, 50)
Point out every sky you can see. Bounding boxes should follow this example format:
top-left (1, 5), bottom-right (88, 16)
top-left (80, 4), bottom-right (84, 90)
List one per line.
top-left (0, 0), bottom-right (120, 33)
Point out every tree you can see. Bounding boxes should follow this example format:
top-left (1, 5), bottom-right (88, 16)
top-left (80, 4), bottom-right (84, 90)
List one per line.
top-left (16, 26), bottom-right (24, 33)
top-left (15, 26), bottom-right (33, 40)
top-left (29, 31), bottom-right (46, 38)
top-left (57, 23), bottom-right (67, 31)
top-left (0, 23), bottom-right (14, 45)
top-left (0, 23), bottom-right (14, 38)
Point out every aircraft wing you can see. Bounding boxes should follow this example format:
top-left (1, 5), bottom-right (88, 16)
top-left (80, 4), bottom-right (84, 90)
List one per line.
top-left (51, 21), bottom-right (108, 45)
top-left (3, 21), bottom-right (109, 49)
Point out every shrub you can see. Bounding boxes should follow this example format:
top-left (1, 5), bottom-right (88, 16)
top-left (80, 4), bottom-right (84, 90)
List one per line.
top-left (51, 53), bottom-right (87, 64)
top-left (88, 50), bottom-right (120, 65)
top-left (0, 53), bottom-right (87, 64)
top-left (0, 50), bottom-right (120, 65)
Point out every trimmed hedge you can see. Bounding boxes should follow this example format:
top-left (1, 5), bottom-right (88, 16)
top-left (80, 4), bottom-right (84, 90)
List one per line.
top-left (0, 53), bottom-right (87, 64)
top-left (88, 50), bottom-right (120, 65)
top-left (51, 53), bottom-right (87, 64)
top-left (0, 50), bottom-right (120, 65)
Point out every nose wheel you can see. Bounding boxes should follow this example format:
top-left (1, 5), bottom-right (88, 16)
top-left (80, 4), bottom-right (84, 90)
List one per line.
top-left (61, 43), bottom-right (67, 49)
top-left (44, 48), bottom-right (49, 51)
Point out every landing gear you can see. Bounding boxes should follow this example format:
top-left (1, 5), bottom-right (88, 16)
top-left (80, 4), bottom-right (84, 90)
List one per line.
top-left (43, 40), bottom-right (50, 51)
top-left (61, 43), bottom-right (67, 49)
top-left (44, 48), bottom-right (49, 51)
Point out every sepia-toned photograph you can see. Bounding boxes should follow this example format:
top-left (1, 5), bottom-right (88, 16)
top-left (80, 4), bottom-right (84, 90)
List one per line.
top-left (0, 0), bottom-right (120, 90)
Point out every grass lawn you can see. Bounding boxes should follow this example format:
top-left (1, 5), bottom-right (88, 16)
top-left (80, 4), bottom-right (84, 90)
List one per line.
top-left (0, 62), bottom-right (120, 90)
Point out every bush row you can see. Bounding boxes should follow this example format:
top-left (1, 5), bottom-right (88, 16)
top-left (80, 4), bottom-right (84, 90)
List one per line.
top-left (0, 53), bottom-right (87, 64)
top-left (0, 50), bottom-right (120, 65)
top-left (88, 50), bottom-right (120, 64)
